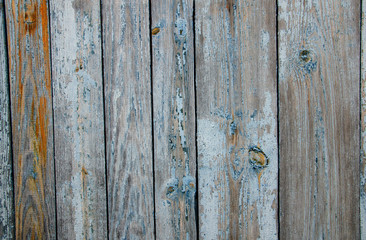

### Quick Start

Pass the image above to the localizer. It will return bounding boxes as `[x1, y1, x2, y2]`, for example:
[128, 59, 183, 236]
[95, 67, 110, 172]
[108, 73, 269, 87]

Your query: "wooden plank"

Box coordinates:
[49, 0, 107, 239]
[151, 0, 196, 239]
[5, 0, 56, 238]
[195, 0, 278, 238]
[102, 1, 155, 239]
[361, 1, 366, 238]
[279, 0, 360, 239]
[0, 0, 14, 238]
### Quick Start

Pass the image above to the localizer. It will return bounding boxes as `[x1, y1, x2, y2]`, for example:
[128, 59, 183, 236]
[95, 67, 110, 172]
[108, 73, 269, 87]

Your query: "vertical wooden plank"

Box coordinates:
[361, 1, 366, 238]
[5, 0, 56, 238]
[102, 1, 154, 239]
[279, 0, 360, 239]
[49, 0, 107, 239]
[0, 0, 14, 238]
[151, 0, 196, 239]
[195, 0, 277, 239]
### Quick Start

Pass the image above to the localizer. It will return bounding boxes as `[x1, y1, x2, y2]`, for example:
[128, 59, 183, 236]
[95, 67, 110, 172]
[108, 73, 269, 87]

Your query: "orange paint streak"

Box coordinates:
[258, 170, 263, 189]
[39, 0, 51, 95]
[24, 2, 37, 34]
[17, 73, 24, 112]
[37, 96, 48, 167]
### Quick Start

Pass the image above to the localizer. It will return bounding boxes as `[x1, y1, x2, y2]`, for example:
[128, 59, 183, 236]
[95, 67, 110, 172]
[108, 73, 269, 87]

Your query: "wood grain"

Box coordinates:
[278, 0, 360, 239]
[361, 0, 366, 238]
[49, 0, 107, 239]
[5, 0, 56, 238]
[151, 0, 197, 239]
[0, 0, 14, 238]
[195, 0, 278, 239]
[102, 0, 155, 239]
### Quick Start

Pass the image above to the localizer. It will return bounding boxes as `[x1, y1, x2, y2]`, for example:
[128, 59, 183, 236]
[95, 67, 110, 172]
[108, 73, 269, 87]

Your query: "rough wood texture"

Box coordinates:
[49, 0, 107, 239]
[361, 1, 366, 238]
[195, 0, 278, 239]
[0, 0, 14, 238]
[279, 0, 360, 239]
[151, 1, 197, 239]
[5, 0, 56, 238]
[102, 0, 155, 239]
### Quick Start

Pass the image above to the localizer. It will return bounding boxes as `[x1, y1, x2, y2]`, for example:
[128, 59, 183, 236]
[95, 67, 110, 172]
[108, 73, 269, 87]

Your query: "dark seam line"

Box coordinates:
[149, 1, 157, 239]
[193, 0, 199, 239]
[46, 0, 58, 238]
[276, 0, 280, 239]
[360, 1, 363, 239]
[2, 1, 16, 237]
[99, 0, 110, 239]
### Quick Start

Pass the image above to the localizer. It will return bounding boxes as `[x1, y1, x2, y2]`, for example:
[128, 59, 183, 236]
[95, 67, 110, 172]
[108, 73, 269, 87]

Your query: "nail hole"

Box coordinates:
[166, 181, 178, 199]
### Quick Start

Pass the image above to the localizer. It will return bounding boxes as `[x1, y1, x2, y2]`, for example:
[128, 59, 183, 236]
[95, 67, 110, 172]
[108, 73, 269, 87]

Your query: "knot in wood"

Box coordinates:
[249, 146, 269, 169]
[299, 50, 311, 63]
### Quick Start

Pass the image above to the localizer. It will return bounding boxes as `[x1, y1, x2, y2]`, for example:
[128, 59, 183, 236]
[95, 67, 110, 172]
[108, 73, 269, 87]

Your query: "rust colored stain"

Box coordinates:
[226, 0, 233, 13]
[257, 170, 263, 188]
[226, 0, 235, 32]
[75, 59, 83, 72]
[37, 96, 48, 167]
[24, 3, 37, 34]
[81, 166, 88, 193]
[81, 166, 88, 176]
[40, 0, 51, 95]
[81, 166, 90, 238]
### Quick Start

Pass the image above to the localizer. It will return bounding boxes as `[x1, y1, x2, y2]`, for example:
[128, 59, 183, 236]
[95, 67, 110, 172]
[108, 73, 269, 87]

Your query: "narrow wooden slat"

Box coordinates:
[5, 0, 56, 238]
[195, 0, 278, 238]
[49, 0, 107, 239]
[279, 0, 360, 239]
[102, 1, 155, 238]
[361, 0, 366, 238]
[151, 0, 196, 239]
[0, 0, 14, 238]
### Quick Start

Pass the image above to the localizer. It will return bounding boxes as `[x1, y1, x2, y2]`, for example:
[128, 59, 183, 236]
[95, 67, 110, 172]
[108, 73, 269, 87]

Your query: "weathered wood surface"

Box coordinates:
[361, 0, 366, 238]
[49, 0, 107, 239]
[151, 0, 197, 239]
[195, 0, 278, 239]
[279, 0, 360, 239]
[1, 1, 365, 239]
[102, 0, 155, 239]
[5, 0, 56, 238]
[0, 0, 14, 238]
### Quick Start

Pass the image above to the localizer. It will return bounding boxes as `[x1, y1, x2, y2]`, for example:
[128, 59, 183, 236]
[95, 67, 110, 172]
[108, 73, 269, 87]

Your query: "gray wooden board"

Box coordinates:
[278, 0, 360, 239]
[0, 0, 14, 238]
[195, 0, 278, 239]
[151, 0, 197, 239]
[49, 0, 107, 239]
[102, 0, 155, 238]
[361, 0, 366, 238]
[5, 0, 56, 238]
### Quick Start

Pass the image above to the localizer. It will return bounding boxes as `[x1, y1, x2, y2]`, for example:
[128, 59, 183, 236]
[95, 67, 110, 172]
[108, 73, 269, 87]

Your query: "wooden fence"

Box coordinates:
[0, 0, 364, 239]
